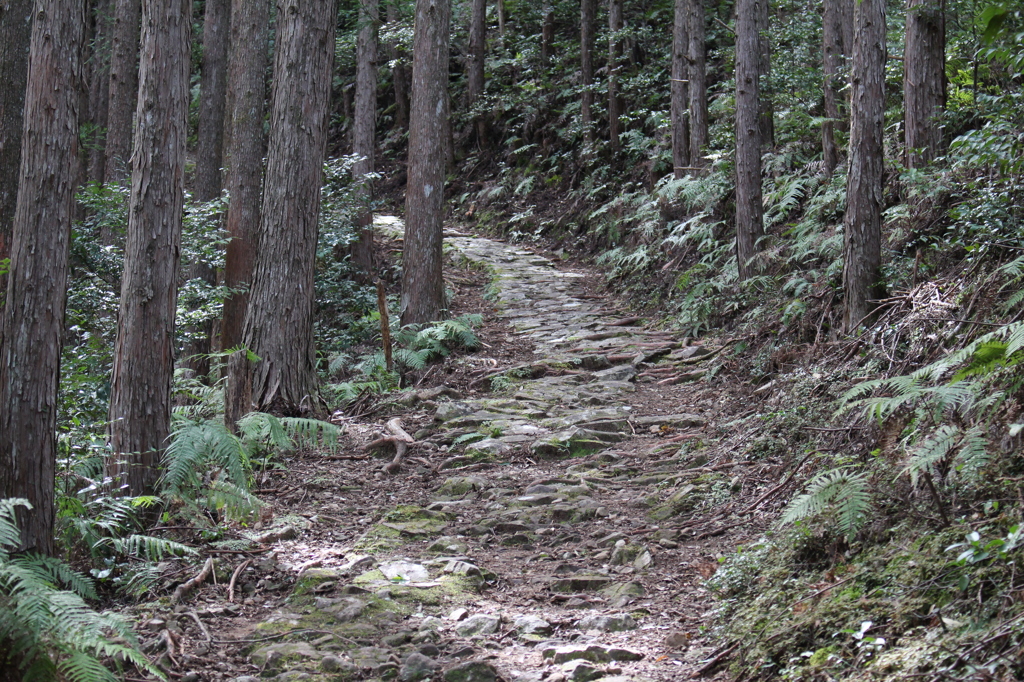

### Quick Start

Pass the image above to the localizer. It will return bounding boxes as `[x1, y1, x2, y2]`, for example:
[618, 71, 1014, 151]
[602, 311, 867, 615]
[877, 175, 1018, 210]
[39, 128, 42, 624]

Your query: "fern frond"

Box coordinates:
[954, 425, 991, 480]
[781, 469, 872, 539]
[906, 424, 961, 487]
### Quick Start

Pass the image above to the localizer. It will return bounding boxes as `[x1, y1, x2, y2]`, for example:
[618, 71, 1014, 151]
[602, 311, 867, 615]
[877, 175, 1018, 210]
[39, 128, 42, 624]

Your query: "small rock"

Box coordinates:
[593, 365, 637, 382]
[316, 596, 366, 622]
[444, 660, 500, 682]
[250, 642, 322, 668]
[426, 536, 470, 554]
[419, 643, 441, 657]
[252, 524, 298, 544]
[320, 655, 356, 674]
[543, 644, 644, 664]
[664, 631, 691, 649]
[578, 614, 638, 633]
[341, 554, 377, 572]
[455, 614, 501, 637]
[633, 550, 654, 570]
[449, 607, 470, 621]
[550, 576, 613, 593]
[400, 652, 441, 681]
[524, 484, 558, 494]
[444, 560, 482, 576]
[516, 494, 557, 506]
[514, 614, 552, 636]
[561, 660, 603, 682]
[380, 560, 430, 582]
[420, 616, 444, 630]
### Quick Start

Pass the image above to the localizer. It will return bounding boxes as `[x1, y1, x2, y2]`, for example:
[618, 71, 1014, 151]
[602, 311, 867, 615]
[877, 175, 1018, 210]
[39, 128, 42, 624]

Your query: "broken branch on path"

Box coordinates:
[228, 559, 252, 603]
[171, 557, 214, 604]
[362, 418, 416, 474]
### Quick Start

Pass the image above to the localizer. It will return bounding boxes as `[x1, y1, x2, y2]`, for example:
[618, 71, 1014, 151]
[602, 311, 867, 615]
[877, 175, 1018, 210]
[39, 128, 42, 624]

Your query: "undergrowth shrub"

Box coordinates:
[0, 499, 160, 682]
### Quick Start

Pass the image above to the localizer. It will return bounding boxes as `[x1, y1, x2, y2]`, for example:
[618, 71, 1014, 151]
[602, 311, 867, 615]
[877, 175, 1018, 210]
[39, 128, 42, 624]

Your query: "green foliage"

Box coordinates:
[392, 314, 484, 369]
[0, 499, 162, 682]
[781, 468, 873, 540]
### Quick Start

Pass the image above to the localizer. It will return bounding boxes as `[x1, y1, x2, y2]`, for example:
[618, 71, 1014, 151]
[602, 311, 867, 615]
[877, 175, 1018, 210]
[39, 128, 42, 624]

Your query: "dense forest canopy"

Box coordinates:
[0, 0, 1023, 679]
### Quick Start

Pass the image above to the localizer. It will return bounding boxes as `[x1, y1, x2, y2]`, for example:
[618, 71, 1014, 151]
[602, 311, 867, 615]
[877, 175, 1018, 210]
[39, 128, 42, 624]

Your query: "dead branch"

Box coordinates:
[170, 557, 214, 605]
[228, 559, 252, 603]
[186, 610, 212, 643]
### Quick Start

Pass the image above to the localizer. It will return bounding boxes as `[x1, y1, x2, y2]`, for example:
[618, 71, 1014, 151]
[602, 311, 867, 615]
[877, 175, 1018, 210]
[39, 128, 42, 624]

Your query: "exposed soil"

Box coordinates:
[132, 221, 806, 682]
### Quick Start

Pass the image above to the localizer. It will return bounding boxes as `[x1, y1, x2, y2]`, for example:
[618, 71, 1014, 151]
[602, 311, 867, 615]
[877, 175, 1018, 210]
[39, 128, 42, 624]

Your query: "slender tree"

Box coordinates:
[843, 0, 886, 331]
[822, 0, 849, 177]
[223, 0, 271, 426]
[0, 0, 32, 287]
[104, 0, 141, 183]
[107, 0, 191, 495]
[541, 4, 555, 64]
[183, 0, 230, 381]
[402, 0, 451, 326]
[757, 0, 774, 150]
[351, 0, 379, 278]
[468, 0, 486, 145]
[735, 0, 764, 280]
[687, 0, 707, 169]
[0, 0, 83, 554]
[904, 0, 946, 168]
[86, 0, 112, 184]
[232, 0, 337, 416]
[580, 0, 596, 143]
[672, 0, 690, 177]
[388, 2, 410, 133]
[608, 0, 623, 153]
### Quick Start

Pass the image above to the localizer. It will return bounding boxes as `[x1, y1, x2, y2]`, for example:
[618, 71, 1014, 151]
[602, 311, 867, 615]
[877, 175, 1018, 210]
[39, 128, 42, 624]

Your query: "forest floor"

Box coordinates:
[138, 219, 801, 682]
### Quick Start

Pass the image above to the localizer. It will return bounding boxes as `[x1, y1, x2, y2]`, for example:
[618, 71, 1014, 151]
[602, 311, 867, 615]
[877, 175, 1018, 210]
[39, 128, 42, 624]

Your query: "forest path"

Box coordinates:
[175, 219, 772, 682]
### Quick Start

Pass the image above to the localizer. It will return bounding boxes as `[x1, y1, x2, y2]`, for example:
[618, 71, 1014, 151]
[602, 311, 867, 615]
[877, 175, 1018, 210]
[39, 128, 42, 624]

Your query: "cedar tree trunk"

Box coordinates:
[468, 0, 486, 145]
[0, 0, 83, 554]
[104, 0, 141, 183]
[904, 0, 945, 168]
[822, 0, 848, 177]
[843, 0, 886, 331]
[87, 0, 112, 184]
[735, 0, 764, 280]
[580, 0, 595, 143]
[0, 0, 32, 290]
[687, 0, 707, 168]
[107, 0, 191, 495]
[607, 0, 623, 153]
[672, 0, 690, 177]
[401, 0, 450, 326]
[234, 0, 337, 416]
[351, 0, 379, 278]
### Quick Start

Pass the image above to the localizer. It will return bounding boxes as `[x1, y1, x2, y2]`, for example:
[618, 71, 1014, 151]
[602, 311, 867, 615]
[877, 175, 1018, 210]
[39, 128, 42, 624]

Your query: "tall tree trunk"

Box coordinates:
[687, 0, 707, 169]
[351, 0, 379, 278]
[757, 0, 774, 150]
[106, 0, 191, 495]
[184, 0, 230, 382]
[0, 0, 83, 555]
[234, 0, 336, 416]
[735, 0, 763, 280]
[87, 0, 112, 185]
[541, 4, 554, 64]
[388, 2, 410, 133]
[580, 0, 596, 144]
[904, 0, 945, 168]
[104, 0, 141, 183]
[496, 0, 505, 39]
[401, 0, 450, 326]
[195, 0, 229, 201]
[0, 0, 32, 295]
[608, 0, 623, 153]
[821, 0, 846, 177]
[223, 0, 271, 427]
[671, 0, 690, 177]
[467, 0, 486, 145]
[843, 0, 886, 331]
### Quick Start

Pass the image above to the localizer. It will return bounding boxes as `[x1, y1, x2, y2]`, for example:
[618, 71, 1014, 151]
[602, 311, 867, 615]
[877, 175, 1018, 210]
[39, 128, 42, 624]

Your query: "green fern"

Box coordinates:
[0, 498, 163, 681]
[781, 469, 873, 539]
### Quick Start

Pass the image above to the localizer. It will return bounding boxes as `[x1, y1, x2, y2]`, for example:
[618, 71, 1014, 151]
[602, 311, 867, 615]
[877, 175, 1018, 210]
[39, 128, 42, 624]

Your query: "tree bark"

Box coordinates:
[671, 0, 690, 177]
[351, 0, 379, 279]
[467, 0, 486, 145]
[106, 0, 191, 495]
[0, 0, 83, 555]
[607, 0, 623, 153]
[821, 0, 847, 177]
[0, 0, 32, 294]
[687, 0, 707, 169]
[401, 0, 450, 326]
[756, 0, 773, 150]
[104, 0, 141, 183]
[843, 0, 886, 331]
[580, 0, 596, 143]
[735, 0, 763, 281]
[234, 0, 337, 416]
[86, 0, 112, 185]
[388, 2, 410, 133]
[904, 0, 945, 168]
[496, 0, 504, 38]
[184, 0, 230, 382]
[195, 0, 229, 201]
[222, 0, 270, 428]
[541, 5, 554, 64]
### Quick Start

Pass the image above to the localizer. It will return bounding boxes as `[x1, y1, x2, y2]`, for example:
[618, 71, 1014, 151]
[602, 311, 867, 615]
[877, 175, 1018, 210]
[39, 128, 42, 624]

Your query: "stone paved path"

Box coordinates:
[207, 219, 742, 682]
